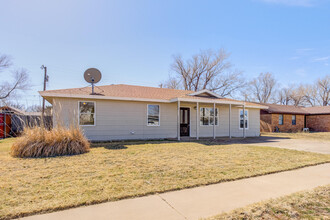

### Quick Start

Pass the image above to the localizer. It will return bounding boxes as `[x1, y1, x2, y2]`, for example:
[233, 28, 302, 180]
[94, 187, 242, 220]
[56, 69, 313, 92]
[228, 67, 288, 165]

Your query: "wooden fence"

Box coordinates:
[0, 113, 52, 139]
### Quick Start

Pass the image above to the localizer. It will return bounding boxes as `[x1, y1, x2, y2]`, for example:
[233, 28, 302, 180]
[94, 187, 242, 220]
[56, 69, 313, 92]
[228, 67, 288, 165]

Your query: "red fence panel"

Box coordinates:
[0, 114, 4, 138]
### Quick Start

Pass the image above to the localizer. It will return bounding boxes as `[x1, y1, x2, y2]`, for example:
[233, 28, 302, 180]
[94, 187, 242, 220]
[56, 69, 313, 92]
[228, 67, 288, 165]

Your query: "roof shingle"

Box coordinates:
[261, 103, 330, 115]
[40, 84, 191, 100]
[261, 103, 307, 114]
[39, 84, 265, 108]
[303, 106, 330, 115]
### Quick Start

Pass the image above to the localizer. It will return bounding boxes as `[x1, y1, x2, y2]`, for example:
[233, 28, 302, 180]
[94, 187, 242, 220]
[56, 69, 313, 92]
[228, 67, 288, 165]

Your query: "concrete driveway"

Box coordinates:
[243, 136, 330, 154]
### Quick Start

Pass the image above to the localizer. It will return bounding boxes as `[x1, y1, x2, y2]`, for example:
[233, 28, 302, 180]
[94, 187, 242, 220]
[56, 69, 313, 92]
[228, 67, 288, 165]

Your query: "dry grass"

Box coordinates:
[0, 138, 15, 153]
[261, 132, 330, 141]
[10, 126, 90, 158]
[0, 139, 329, 219]
[207, 185, 330, 220]
[260, 120, 272, 132]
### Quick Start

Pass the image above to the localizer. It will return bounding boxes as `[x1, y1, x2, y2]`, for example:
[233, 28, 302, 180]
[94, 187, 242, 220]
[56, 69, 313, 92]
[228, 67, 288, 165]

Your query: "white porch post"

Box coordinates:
[177, 101, 180, 141]
[196, 102, 199, 140]
[243, 104, 246, 138]
[213, 102, 216, 139]
[229, 104, 231, 139]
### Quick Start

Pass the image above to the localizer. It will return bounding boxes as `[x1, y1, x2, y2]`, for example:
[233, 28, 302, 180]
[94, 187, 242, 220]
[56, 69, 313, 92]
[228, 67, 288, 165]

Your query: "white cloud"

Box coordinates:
[313, 56, 330, 62]
[258, 0, 316, 7]
[296, 48, 314, 55]
[288, 48, 314, 61]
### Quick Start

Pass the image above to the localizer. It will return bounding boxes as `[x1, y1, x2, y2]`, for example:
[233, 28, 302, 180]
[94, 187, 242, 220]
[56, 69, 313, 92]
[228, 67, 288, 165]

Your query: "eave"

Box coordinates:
[39, 92, 268, 109]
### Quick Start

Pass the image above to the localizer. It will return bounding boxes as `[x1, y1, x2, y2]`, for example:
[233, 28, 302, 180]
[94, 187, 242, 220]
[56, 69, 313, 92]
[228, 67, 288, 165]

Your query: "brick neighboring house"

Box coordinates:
[260, 104, 306, 132]
[304, 106, 330, 132]
[260, 104, 330, 132]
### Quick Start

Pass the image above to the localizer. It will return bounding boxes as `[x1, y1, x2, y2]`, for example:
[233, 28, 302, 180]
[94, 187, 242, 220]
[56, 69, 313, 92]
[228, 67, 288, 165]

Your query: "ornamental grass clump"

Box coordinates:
[11, 126, 90, 158]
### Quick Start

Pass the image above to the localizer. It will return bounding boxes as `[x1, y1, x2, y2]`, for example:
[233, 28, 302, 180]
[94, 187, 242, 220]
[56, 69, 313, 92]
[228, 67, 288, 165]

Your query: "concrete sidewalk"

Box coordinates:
[22, 163, 330, 220]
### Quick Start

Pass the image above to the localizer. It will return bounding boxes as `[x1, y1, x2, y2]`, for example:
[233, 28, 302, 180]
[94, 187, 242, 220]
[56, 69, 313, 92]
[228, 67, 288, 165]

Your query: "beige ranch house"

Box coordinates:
[40, 84, 266, 141]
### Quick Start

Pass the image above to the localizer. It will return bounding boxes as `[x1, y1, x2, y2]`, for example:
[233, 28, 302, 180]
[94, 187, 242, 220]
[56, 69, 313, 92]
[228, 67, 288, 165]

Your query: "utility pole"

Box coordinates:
[41, 65, 48, 126]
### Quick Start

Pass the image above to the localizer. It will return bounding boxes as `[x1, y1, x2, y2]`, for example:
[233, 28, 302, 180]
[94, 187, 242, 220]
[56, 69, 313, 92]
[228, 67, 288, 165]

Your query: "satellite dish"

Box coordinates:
[83, 68, 102, 94]
[84, 68, 102, 83]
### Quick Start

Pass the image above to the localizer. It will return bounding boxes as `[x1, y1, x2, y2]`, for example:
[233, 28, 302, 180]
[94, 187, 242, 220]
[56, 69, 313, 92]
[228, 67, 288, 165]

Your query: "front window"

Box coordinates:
[279, 114, 283, 125]
[292, 115, 296, 125]
[239, 109, 248, 129]
[79, 101, 95, 125]
[200, 107, 219, 126]
[147, 105, 160, 126]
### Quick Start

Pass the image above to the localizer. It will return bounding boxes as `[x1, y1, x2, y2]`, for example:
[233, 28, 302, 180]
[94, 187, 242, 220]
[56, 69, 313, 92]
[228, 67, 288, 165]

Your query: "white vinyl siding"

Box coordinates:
[52, 98, 261, 141]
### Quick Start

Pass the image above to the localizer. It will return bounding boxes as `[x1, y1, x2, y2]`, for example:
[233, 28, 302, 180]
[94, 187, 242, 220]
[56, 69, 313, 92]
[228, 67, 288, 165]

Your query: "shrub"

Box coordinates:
[260, 120, 272, 132]
[11, 126, 90, 158]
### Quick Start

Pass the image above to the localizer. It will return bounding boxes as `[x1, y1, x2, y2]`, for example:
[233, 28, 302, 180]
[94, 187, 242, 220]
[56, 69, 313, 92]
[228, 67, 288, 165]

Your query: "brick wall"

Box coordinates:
[260, 113, 304, 132]
[272, 114, 304, 132]
[306, 114, 330, 132]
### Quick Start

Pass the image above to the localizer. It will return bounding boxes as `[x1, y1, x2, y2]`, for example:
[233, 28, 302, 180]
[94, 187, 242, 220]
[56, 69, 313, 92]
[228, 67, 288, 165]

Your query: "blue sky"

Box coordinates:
[0, 0, 329, 106]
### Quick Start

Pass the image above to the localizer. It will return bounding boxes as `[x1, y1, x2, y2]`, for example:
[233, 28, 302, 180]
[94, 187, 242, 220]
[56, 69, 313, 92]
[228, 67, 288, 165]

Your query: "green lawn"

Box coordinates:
[207, 185, 330, 220]
[1, 138, 330, 219]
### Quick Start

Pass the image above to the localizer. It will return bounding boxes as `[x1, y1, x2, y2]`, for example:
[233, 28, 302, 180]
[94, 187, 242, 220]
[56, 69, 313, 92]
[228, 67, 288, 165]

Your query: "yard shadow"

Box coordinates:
[91, 143, 128, 150]
[195, 136, 290, 145]
[103, 145, 128, 150]
[90, 139, 174, 150]
[90, 135, 291, 149]
[178, 135, 292, 146]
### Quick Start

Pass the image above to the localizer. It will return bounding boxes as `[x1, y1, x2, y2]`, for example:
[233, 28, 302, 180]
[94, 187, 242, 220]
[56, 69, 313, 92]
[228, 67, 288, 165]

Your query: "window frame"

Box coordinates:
[78, 101, 96, 126]
[292, 115, 296, 125]
[147, 104, 160, 126]
[199, 107, 219, 126]
[279, 114, 284, 125]
[239, 109, 249, 130]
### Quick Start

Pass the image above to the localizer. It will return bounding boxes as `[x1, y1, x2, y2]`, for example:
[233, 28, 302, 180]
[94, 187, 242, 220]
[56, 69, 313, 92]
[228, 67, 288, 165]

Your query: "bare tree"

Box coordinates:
[0, 100, 25, 110]
[0, 54, 12, 71]
[276, 87, 292, 105]
[290, 85, 306, 106]
[0, 54, 29, 101]
[159, 76, 182, 90]
[303, 84, 318, 106]
[208, 70, 246, 97]
[316, 75, 330, 106]
[26, 104, 43, 112]
[161, 49, 246, 97]
[274, 76, 329, 107]
[249, 72, 277, 103]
